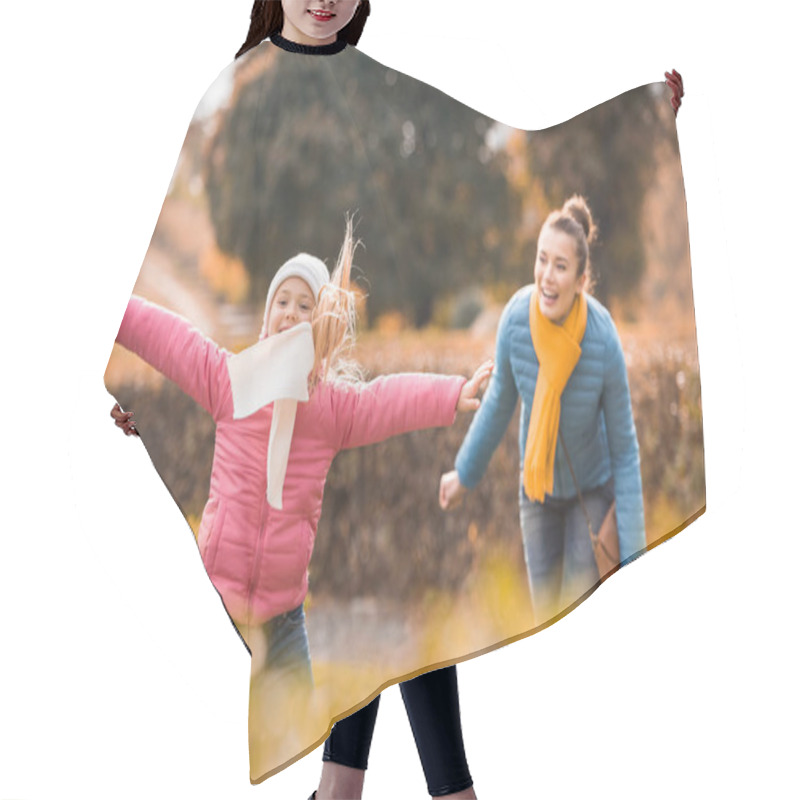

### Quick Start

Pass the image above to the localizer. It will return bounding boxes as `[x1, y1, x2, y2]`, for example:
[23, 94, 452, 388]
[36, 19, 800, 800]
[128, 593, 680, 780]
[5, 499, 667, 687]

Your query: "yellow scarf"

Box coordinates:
[523, 288, 588, 502]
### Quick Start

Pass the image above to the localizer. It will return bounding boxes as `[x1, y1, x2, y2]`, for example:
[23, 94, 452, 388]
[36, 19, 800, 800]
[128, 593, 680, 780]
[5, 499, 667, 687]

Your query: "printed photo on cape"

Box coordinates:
[104, 41, 705, 781]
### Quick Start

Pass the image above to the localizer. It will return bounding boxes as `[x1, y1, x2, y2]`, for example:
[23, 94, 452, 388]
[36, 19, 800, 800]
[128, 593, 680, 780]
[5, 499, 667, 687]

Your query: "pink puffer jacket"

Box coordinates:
[114, 297, 465, 626]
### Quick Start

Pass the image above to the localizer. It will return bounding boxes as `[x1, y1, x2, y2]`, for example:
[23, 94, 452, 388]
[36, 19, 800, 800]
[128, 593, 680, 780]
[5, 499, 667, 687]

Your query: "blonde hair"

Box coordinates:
[309, 216, 363, 389]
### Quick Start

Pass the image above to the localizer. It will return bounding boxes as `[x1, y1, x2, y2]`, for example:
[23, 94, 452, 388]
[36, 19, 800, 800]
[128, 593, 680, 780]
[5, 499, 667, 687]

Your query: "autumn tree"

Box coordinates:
[204, 50, 518, 326]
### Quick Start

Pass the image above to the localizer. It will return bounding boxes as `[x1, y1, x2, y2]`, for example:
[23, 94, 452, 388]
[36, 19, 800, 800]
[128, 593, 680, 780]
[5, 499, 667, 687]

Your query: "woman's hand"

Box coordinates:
[665, 69, 684, 116]
[456, 359, 493, 413]
[111, 402, 139, 436]
[439, 470, 466, 510]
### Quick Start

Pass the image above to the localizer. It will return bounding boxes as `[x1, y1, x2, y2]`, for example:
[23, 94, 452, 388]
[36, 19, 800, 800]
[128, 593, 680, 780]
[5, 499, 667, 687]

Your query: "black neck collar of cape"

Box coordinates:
[270, 32, 348, 55]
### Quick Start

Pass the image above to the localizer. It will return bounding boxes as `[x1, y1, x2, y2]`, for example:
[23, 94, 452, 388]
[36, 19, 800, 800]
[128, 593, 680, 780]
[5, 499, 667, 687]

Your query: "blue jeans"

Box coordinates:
[262, 603, 313, 687]
[519, 478, 614, 625]
[242, 604, 313, 694]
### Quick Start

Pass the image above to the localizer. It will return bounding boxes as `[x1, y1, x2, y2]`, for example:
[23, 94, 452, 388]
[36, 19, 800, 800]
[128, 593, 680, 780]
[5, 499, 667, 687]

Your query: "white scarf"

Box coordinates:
[226, 322, 315, 509]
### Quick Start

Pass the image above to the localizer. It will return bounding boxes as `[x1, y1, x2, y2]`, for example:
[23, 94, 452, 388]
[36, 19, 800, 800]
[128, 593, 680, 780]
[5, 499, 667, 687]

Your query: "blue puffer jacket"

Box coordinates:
[455, 285, 646, 563]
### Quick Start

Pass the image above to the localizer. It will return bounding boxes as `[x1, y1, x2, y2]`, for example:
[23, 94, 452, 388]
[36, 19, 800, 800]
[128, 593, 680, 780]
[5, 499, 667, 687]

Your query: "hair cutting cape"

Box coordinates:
[104, 38, 704, 782]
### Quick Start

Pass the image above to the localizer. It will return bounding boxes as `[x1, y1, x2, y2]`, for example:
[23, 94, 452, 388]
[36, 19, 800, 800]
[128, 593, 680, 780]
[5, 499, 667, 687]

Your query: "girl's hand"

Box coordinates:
[439, 470, 466, 510]
[111, 402, 139, 437]
[665, 69, 684, 116]
[457, 359, 493, 413]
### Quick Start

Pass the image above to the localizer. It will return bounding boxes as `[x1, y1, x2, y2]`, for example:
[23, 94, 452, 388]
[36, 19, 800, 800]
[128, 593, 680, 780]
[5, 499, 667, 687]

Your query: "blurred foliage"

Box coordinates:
[623, 333, 706, 538]
[513, 84, 677, 306]
[109, 328, 704, 604]
[435, 286, 487, 330]
[200, 243, 250, 304]
[205, 51, 516, 326]
[197, 53, 672, 326]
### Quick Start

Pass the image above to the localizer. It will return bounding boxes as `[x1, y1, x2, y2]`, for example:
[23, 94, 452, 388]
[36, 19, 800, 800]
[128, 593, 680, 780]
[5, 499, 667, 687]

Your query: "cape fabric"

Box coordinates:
[104, 38, 705, 782]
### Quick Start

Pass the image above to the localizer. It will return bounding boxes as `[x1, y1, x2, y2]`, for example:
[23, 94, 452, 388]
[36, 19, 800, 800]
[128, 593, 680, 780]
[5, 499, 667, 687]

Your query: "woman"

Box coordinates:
[440, 196, 646, 626]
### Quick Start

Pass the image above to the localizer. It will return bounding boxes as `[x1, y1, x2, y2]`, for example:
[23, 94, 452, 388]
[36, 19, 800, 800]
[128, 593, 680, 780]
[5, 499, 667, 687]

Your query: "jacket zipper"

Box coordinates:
[246, 496, 270, 626]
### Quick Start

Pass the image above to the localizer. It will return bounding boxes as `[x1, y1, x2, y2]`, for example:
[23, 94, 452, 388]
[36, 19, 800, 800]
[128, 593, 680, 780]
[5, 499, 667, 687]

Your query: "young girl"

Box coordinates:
[440, 196, 646, 626]
[113, 218, 490, 665]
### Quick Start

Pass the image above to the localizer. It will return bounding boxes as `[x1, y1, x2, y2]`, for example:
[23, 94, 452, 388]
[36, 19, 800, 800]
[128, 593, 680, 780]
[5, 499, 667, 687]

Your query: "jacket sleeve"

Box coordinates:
[454, 301, 519, 489]
[335, 372, 466, 451]
[114, 296, 228, 419]
[601, 324, 646, 564]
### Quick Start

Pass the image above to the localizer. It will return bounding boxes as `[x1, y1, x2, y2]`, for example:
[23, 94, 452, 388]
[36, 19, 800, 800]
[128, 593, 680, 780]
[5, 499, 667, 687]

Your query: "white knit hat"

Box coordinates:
[260, 253, 330, 338]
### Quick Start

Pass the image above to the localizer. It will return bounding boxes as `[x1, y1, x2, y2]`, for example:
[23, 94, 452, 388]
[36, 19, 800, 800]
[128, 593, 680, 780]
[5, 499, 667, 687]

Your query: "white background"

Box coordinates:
[1, 1, 797, 798]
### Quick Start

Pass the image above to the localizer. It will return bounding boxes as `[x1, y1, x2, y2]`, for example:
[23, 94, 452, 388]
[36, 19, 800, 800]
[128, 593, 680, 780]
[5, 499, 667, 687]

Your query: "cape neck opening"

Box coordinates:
[270, 32, 348, 55]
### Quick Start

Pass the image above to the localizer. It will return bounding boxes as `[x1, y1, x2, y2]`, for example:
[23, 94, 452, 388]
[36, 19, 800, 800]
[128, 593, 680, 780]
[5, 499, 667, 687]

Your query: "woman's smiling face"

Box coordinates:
[267, 277, 316, 336]
[534, 224, 587, 325]
[280, 1, 361, 46]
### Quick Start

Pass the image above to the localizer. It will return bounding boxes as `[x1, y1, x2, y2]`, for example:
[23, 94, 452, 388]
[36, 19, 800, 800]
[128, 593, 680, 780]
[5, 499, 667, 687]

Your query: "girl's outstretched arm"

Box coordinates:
[336, 360, 491, 451]
[112, 296, 229, 419]
[335, 371, 467, 451]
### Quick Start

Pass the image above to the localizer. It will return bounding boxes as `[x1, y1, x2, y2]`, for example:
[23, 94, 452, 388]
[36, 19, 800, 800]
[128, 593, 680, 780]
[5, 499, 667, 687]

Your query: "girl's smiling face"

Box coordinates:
[534, 224, 587, 325]
[280, 1, 361, 46]
[267, 277, 316, 336]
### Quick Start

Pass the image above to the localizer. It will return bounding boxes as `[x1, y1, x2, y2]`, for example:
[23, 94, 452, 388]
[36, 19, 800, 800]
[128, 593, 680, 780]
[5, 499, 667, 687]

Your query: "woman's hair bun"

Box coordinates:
[562, 195, 597, 245]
